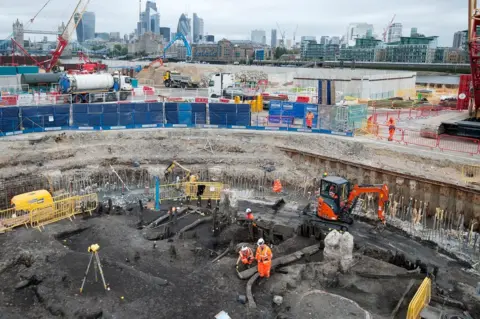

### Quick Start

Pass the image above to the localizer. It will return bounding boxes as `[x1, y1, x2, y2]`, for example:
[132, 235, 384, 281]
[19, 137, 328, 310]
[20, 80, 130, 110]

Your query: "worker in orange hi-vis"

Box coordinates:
[255, 238, 272, 278]
[236, 246, 254, 270]
[305, 111, 314, 129]
[387, 117, 396, 141]
[272, 179, 283, 193]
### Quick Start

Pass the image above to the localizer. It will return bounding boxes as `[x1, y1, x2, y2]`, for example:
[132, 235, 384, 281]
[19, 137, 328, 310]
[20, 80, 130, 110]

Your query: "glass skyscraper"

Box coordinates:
[75, 12, 95, 43]
[137, 1, 160, 36]
[177, 14, 191, 38]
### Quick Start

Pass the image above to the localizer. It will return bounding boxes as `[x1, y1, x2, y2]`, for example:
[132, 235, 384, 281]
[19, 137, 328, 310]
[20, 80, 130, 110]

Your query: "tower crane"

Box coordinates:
[293, 24, 298, 43]
[276, 22, 286, 47]
[382, 14, 396, 43]
[468, 0, 480, 116]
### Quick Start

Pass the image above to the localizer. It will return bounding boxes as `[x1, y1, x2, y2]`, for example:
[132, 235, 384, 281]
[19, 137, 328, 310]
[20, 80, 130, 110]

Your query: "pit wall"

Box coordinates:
[281, 148, 480, 224]
[0, 102, 354, 137]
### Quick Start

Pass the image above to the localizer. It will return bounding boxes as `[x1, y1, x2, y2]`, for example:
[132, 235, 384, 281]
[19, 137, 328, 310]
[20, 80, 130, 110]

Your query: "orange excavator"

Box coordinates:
[303, 175, 389, 232]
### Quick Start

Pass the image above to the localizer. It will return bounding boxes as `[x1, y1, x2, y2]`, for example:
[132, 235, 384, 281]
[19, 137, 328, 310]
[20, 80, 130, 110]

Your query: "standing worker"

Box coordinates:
[305, 111, 314, 129]
[387, 117, 396, 141]
[236, 246, 254, 270]
[255, 238, 273, 279]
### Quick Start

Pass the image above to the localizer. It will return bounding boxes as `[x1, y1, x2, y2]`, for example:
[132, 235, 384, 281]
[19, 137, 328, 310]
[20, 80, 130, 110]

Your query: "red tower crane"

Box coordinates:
[468, 0, 480, 116]
[382, 14, 396, 43]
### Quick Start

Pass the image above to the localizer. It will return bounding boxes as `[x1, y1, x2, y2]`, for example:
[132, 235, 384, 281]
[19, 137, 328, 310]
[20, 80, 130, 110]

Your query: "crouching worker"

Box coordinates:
[236, 246, 254, 271]
[256, 238, 272, 278]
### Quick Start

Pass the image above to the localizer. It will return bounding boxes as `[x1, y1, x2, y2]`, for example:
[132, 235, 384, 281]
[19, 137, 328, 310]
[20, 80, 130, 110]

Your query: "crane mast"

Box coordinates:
[46, 0, 91, 72]
[468, 0, 480, 116]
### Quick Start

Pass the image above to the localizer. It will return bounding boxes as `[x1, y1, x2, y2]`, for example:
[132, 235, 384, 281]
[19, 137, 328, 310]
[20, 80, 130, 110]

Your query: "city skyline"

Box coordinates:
[0, 0, 466, 46]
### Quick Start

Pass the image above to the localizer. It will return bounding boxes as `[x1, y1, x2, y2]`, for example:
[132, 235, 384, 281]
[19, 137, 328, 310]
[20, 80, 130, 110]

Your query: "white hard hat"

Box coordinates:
[257, 238, 265, 246]
[241, 246, 248, 252]
[246, 208, 252, 213]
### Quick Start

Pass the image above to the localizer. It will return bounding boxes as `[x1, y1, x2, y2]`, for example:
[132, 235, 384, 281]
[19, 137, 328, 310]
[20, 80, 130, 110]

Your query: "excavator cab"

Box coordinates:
[317, 176, 350, 220]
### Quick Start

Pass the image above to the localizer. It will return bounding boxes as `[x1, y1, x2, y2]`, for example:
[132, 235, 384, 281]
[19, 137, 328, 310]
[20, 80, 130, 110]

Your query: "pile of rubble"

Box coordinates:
[234, 70, 268, 83]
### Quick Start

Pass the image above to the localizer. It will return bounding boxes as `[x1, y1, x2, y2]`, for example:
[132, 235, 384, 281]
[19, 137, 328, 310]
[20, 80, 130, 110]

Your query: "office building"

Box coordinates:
[271, 29, 277, 48]
[109, 32, 121, 41]
[177, 14, 191, 38]
[320, 36, 329, 45]
[160, 27, 170, 42]
[345, 23, 374, 47]
[251, 29, 266, 45]
[329, 36, 340, 45]
[137, 1, 160, 37]
[300, 40, 339, 60]
[193, 13, 203, 43]
[340, 38, 382, 62]
[94, 32, 109, 41]
[410, 28, 418, 37]
[453, 30, 468, 49]
[75, 11, 95, 43]
[385, 36, 438, 63]
[205, 35, 215, 43]
[301, 36, 316, 42]
[387, 23, 402, 43]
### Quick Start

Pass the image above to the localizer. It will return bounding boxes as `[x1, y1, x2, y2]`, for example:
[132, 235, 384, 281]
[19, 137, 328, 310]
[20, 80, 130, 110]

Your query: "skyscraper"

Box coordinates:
[160, 27, 171, 42]
[345, 23, 373, 46]
[301, 36, 316, 42]
[410, 28, 418, 37]
[177, 13, 191, 38]
[137, 1, 160, 37]
[320, 36, 330, 45]
[271, 29, 277, 48]
[192, 13, 204, 43]
[329, 36, 340, 45]
[75, 11, 95, 43]
[387, 23, 402, 43]
[453, 30, 468, 49]
[251, 30, 266, 45]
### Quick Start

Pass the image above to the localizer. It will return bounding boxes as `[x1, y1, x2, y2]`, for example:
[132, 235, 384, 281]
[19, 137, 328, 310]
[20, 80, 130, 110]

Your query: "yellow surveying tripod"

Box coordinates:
[80, 244, 108, 293]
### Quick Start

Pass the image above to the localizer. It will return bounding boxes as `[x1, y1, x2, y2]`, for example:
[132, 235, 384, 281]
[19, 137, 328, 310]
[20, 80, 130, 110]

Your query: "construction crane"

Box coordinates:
[468, 0, 480, 116]
[382, 14, 396, 42]
[276, 22, 286, 47]
[11, 0, 90, 72]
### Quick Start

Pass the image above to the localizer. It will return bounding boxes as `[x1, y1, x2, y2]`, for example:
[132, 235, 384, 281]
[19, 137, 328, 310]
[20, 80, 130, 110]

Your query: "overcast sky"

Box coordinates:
[0, 0, 467, 46]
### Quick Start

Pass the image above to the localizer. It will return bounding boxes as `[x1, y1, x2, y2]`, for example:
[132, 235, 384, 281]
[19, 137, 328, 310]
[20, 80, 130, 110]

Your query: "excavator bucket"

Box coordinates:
[272, 198, 286, 212]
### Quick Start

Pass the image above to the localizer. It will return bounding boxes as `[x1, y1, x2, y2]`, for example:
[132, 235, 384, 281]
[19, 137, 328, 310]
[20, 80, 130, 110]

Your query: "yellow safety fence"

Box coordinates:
[0, 193, 98, 232]
[407, 277, 432, 319]
[160, 183, 190, 201]
[159, 182, 224, 203]
[461, 165, 480, 185]
[354, 120, 378, 137]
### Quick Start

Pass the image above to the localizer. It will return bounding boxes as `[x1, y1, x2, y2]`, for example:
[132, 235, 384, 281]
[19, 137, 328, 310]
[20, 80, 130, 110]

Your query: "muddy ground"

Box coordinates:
[0, 200, 479, 319]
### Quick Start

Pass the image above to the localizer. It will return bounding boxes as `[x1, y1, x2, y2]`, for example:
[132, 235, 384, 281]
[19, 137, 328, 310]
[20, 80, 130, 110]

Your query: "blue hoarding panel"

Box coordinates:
[53, 115, 69, 127]
[236, 113, 250, 126]
[54, 105, 70, 114]
[21, 106, 38, 117]
[72, 114, 89, 126]
[134, 112, 153, 125]
[72, 104, 87, 114]
[37, 106, 54, 115]
[178, 111, 192, 124]
[209, 103, 236, 113]
[103, 104, 118, 113]
[192, 111, 206, 124]
[2, 107, 19, 118]
[236, 104, 250, 112]
[149, 102, 163, 112]
[178, 103, 192, 112]
[164, 103, 178, 111]
[103, 113, 118, 126]
[1, 118, 20, 132]
[134, 103, 149, 112]
[119, 113, 134, 126]
[191, 103, 206, 112]
[165, 110, 179, 124]
[88, 114, 102, 126]
[151, 111, 164, 124]
[119, 103, 134, 113]
[88, 104, 103, 114]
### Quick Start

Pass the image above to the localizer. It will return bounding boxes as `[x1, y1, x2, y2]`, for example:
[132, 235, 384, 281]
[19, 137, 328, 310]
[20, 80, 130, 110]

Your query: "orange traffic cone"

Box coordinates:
[272, 179, 283, 193]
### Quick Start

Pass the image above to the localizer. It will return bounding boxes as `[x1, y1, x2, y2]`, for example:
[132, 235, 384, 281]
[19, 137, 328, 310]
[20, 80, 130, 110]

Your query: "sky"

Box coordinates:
[0, 0, 468, 46]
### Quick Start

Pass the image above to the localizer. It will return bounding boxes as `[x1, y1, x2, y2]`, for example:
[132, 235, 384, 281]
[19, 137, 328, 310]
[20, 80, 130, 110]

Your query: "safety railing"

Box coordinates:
[371, 106, 460, 124]
[462, 165, 480, 184]
[184, 182, 223, 200]
[0, 207, 30, 232]
[407, 277, 431, 319]
[159, 183, 189, 202]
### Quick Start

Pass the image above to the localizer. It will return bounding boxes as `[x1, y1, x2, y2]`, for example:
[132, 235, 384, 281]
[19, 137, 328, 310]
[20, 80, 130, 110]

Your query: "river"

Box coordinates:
[416, 75, 460, 85]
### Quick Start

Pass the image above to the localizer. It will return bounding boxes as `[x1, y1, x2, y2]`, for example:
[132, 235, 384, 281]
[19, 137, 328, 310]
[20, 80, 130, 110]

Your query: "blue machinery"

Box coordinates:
[163, 32, 191, 59]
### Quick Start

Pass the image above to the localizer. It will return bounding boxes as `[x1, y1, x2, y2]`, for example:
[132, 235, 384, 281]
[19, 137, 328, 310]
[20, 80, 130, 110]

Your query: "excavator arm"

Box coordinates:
[345, 184, 389, 223]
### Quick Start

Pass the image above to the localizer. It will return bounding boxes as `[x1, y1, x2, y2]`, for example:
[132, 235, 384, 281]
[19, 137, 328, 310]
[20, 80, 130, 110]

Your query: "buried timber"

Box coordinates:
[0, 177, 479, 319]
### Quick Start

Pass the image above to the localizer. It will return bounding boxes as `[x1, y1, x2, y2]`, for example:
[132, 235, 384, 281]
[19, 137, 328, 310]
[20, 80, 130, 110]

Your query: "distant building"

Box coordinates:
[128, 32, 163, 55]
[340, 38, 382, 62]
[410, 28, 418, 37]
[385, 36, 438, 63]
[387, 23, 402, 43]
[205, 35, 215, 43]
[320, 36, 329, 45]
[12, 19, 24, 45]
[109, 32, 121, 41]
[453, 30, 468, 49]
[301, 36, 316, 43]
[300, 40, 339, 60]
[160, 27, 170, 42]
[251, 30, 266, 45]
[193, 13, 203, 43]
[94, 32, 110, 41]
[75, 11, 95, 43]
[271, 29, 277, 48]
[177, 14, 191, 38]
[192, 39, 271, 63]
[286, 39, 292, 49]
[329, 36, 340, 45]
[345, 23, 374, 47]
[137, 0, 160, 37]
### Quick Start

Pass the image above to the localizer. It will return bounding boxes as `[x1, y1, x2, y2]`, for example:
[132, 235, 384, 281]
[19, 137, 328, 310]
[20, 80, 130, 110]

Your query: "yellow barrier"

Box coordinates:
[407, 277, 431, 319]
[160, 183, 188, 202]
[0, 207, 30, 232]
[75, 193, 99, 215]
[462, 165, 480, 185]
[184, 182, 223, 200]
[30, 196, 76, 229]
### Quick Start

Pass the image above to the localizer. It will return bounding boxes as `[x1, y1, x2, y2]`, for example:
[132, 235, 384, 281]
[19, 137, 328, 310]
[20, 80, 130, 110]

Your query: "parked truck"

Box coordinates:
[208, 73, 237, 98]
[163, 71, 198, 88]
[58, 72, 133, 103]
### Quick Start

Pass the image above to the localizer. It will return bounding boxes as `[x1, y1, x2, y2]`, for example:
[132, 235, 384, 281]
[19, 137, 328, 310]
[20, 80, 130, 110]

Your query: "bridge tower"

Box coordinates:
[13, 19, 24, 46]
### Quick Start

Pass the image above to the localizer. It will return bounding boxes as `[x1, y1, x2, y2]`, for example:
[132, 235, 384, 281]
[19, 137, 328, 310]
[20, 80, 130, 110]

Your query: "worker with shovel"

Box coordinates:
[236, 246, 254, 271]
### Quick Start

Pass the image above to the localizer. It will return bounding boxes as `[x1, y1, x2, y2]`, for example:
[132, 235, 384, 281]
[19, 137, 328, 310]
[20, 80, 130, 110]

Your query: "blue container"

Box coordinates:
[0, 67, 18, 76]
[16, 66, 39, 74]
